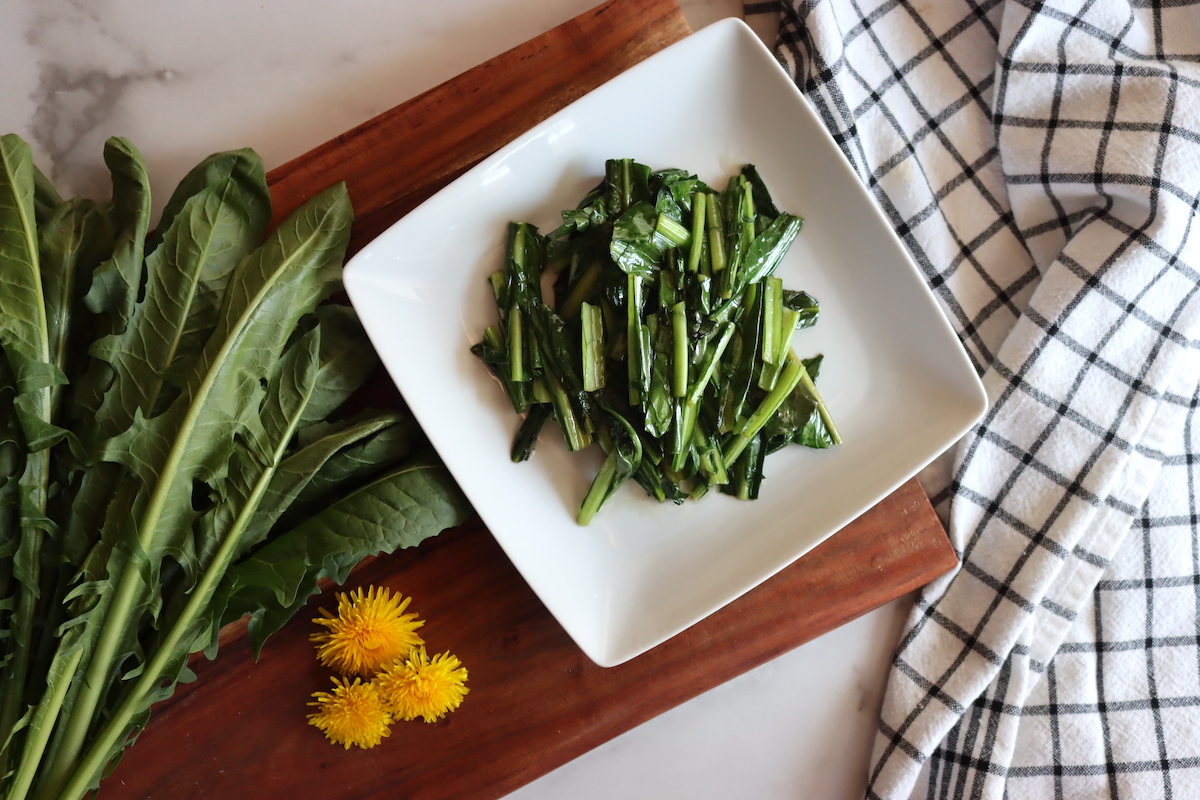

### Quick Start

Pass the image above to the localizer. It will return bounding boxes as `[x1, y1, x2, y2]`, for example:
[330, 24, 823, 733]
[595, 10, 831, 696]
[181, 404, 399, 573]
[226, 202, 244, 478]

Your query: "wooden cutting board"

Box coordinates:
[100, 2, 958, 798]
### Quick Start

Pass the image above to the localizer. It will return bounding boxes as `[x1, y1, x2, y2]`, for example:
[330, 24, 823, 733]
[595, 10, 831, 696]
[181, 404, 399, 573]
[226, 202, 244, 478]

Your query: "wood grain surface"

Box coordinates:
[99, 1, 959, 798]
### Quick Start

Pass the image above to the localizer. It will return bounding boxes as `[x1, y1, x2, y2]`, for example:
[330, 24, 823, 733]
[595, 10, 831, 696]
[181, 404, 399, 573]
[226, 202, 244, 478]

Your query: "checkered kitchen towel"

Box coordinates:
[744, 0, 1200, 797]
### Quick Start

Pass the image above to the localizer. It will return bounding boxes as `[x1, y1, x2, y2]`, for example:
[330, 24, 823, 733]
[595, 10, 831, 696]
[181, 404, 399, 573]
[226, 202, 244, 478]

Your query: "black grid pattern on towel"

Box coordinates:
[744, 0, 1200, 798]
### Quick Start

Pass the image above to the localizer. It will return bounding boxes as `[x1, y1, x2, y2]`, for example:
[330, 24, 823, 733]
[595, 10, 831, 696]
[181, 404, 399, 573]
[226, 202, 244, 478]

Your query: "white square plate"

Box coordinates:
[343, 18, 986, 667]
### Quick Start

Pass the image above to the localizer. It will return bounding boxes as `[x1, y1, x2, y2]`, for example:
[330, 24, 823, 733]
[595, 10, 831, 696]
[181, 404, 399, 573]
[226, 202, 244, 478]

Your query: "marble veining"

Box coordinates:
[31, 64, 172, 195]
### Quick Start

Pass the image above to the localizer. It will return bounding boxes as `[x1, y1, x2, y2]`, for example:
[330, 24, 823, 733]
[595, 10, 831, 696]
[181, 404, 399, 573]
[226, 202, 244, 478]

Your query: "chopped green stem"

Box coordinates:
[656, 214, 690, 248]
[478, 326, 529, 414]
[672, 324, 734, 471]
[580, 302, 605, 392]
[742, 181, 755, 219]
[724, 354, 807, 464]
[694, 427, 729, 486]
[511, 404, 552, 462]
[688, 192, 706, 273]
[706, 194, 726, 273]
[799, 364, 843, 445]
[544, 371, 589, 451]
[686, 324, 735, 408]
[671, 301, 688, 397]
[760, 307, 800, 390]
[577, 451, 618, 525]
[621, 159, 633, 213]
[508, 304, 525, 382]
[626, 274, 643, 405]
[761, 276, 781, 365]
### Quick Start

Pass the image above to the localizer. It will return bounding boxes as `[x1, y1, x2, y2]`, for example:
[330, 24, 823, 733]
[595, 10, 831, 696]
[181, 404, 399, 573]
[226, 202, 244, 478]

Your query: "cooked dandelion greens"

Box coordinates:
[0, 134, 471, 800]
[473, 160, 841, 524]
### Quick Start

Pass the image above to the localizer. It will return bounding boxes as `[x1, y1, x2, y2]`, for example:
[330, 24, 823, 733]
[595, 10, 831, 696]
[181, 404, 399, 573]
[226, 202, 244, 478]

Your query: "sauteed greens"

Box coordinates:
[473, 159, 841, 524]
[0, 134, 469, 800]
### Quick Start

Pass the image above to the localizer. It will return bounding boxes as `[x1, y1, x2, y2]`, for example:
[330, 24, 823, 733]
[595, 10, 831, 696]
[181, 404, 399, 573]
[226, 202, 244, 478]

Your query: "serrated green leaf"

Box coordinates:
[0, 133, 56, 768]
[81, 138, 151, 335]
[297, 304, 378, 430]
[280, 412, 419, 531]
[70, 138, 152, 438]
[203, 409, 409, 656]
[199, 324, 322, 568]
[40, 199, 113, 391]
[91, 154, 271, 437]
[146, 149, 267, 256]
[221, 455, 470, 657]
[99, 181, 351, 587]
[31, 166, 62, 228]
[44, 183, 353, 798]
[0, 134, 49, 368]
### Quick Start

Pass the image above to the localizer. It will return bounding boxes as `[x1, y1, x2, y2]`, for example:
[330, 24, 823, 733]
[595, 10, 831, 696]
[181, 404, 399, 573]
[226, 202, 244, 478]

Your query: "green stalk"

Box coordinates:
[543, 370, 588, 452]
[727, 182, 753, 291]
[508, 304, 525, 382]
[39, 230, 323, 792]
[577, 452, 618, 526]
[799, 362, 843, 445]
[580, 302, 604, 392]
[760, 308, 800, 390]
[480, 326, 528, 414]
[724, 353, 807, 464]
[706, 193, 726, 274]
[655, 214, 690, 249]
[687, 192, 706, 273]
[7, 644, 83, 800]
[0, 137, 54, 783]
[620, 159, 633, 213]
[761, 276, 781, 365]
[511, 404, 552, 463]
[671, 324, 734, 471]
[626, 274, 643, 405]
[56, 403, 308, 800]
[671, 301, 688, 397]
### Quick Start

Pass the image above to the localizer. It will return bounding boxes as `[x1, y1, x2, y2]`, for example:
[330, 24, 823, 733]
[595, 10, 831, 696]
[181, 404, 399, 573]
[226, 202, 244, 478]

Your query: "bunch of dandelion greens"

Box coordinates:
[474, 159, 841, 524]
[0, 134, 470, 800]
[307, 587, 468, 749]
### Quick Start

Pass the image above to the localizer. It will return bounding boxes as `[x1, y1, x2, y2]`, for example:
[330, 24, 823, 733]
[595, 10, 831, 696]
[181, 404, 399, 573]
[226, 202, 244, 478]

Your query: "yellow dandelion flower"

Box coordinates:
[311, 586, 425, 676]
[307, 676, 392, 749]
[376, 646, 469, 723]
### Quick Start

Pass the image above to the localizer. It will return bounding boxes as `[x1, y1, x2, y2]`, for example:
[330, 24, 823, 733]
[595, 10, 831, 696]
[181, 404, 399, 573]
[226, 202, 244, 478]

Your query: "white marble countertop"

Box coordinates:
[0, 1, 909, 797]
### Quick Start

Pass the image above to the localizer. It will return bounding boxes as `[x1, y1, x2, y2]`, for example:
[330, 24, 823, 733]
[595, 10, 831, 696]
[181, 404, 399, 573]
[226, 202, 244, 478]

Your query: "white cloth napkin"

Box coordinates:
[745, 1, 1200, 797]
